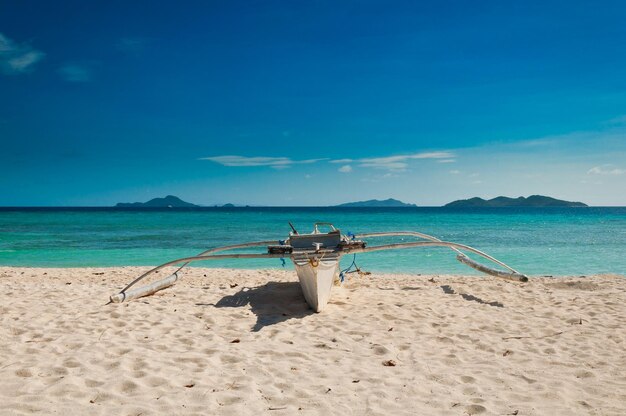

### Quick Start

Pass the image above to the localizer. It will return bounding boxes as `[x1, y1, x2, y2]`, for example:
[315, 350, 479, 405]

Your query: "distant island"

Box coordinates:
[116, 195, 198, 208]
[113, 194, 587, 208]
[334, 198, 417, 208]
[444, 195, 588, 208]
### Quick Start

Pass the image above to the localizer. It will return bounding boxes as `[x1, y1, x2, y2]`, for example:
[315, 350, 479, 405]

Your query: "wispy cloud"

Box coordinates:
[360, 172, 400, 183]
[116, 37, 149, 53]
[0, 33, 45, 74]
[512, 137, 561, 147]
[205, 151, 454, 172]
[330, 151, 454, 171]
[604, 115, 626, 126]
[58, 64, 92, 82]
[200, 155, 326, 168]
[587, 164, 625, 175]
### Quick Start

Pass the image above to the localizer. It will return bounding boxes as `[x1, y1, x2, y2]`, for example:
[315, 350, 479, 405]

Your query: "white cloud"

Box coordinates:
[330, 151, 454, 171]
[438, 159, 456, 163]
[207, 151, 454, 172]
[360, 160, 408, 170]
[587, 165, 625, 175]
[58, 64, 91, 82]
[200, 155, 326, 168]
[0, 33, 45, 74]
[8, 51, 42, 71]
[449, 170, 460, 174]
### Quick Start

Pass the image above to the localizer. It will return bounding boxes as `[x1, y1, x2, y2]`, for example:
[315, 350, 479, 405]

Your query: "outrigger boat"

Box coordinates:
[110, 223, 528, 312]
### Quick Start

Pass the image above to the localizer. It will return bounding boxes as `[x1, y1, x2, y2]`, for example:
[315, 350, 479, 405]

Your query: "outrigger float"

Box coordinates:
[110, 223, 528, 312]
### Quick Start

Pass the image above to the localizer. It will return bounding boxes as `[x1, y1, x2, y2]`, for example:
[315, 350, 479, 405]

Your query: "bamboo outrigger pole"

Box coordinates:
[110, 225, 529, 308]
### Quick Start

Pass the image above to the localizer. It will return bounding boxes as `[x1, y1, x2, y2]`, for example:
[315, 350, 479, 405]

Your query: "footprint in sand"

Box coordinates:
[115, 347, 133, 356]
[465, 404, 487, 414]
[146, 376, 167, 387]
[371, 344, 390, 355]
[84, 379, 104, 387]
[460, 375, 475, 383]
[51, 366, 68, 376]
[63, 359, 82, 369]
[202, 348, 219, 356]
[15, 368, 32, 378]
[131, 359, 146, 371]
[575, 370, 594, 379]
[117, 379, 139, 394]
[220, 354, 243, 364]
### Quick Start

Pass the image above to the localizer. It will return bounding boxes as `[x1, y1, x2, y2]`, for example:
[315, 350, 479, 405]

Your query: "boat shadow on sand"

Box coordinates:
[197, 281, 314, 332]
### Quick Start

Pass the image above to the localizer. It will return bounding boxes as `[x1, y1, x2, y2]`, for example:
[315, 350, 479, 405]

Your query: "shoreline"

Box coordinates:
[2, 265, 623, 277]
[1, 267, 625, 415]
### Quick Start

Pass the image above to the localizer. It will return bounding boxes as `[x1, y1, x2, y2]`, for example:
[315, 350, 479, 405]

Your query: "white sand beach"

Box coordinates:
[1, 267, 625, 415]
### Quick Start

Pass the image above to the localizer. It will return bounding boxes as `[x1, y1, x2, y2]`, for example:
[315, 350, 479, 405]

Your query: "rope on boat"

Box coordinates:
[339, 254, 367, 282]
[339, 254, 356, 282]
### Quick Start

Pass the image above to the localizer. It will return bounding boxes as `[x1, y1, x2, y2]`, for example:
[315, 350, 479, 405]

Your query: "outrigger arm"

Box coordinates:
[110, 228, 528, 306]
[353, 231, 527, 281]
[116, 240, 279, 296]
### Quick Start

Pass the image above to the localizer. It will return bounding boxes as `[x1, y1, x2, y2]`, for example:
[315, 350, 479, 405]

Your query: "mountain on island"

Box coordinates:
[116, 195, 198, 208]
[444, 195, 588, 208]
[335, 198, 417, 208]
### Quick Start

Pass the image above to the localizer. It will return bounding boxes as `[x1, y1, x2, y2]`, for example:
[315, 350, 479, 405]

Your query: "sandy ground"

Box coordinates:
[1, 266, 625, 415]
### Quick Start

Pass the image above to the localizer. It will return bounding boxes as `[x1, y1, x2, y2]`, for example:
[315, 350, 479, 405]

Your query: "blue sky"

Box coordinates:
[1, 0, 625, 206]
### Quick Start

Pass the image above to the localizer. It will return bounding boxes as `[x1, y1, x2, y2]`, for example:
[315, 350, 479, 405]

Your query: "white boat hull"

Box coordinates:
[293, 257, 339, 312]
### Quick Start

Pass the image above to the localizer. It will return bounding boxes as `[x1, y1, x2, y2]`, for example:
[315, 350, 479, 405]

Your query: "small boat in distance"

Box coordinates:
[111, 223, 529, 312]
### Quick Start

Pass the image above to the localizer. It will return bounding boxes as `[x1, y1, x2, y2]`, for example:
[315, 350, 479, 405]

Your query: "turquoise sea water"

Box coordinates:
[0, 207, 624, 276]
